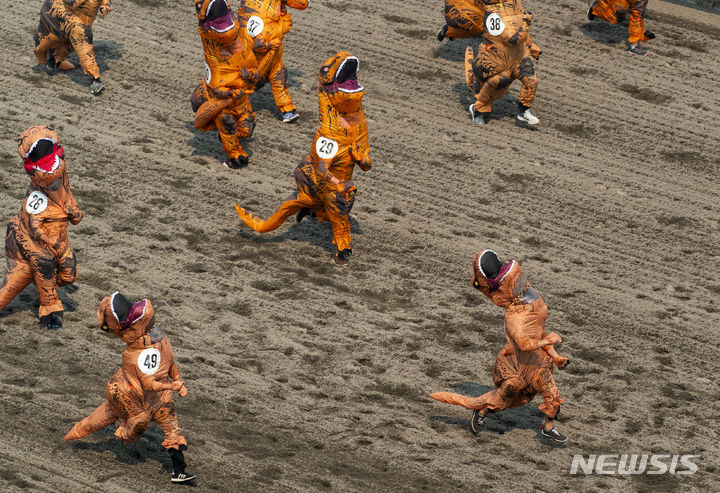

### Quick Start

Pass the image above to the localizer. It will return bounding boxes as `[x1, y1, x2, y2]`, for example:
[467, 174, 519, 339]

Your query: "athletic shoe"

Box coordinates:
[224, 156, 249, 169]
[46, 315, 63, 331]
[437, 24, 449, 42]
[333, 248, 352, 265]
[517, 109, 539, 125]
[469, 104, 487, 125]
[587, 2, 596, 21]
[627, 43, 649, 56]
[644, 30, 656, 40]
[282, 110, 300, 123]
[171, 472, 196, 483]
[541, 426, 567, 443]
[470, 410, 485, 435]
[90, 78, 105, 95]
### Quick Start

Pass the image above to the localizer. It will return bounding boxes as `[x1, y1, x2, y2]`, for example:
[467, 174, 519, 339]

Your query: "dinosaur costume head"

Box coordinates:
[318, 52, 364, 115]
[195, 0, 240, 44]
[17, 125, 67, 192]
[97, 292, 156, 344]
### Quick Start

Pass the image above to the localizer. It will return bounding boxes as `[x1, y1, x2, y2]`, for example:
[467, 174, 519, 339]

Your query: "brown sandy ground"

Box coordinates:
[0, 0, 719, 491]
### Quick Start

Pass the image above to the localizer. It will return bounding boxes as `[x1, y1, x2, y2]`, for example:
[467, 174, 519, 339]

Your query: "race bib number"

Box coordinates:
[204, 62, 211, 85]
[137, 348, 161, 375]
[486, 13, 505, 36]
[246, 15, 264, 38]
[315, 137, 339, 159]
[25, 191, 48, 215]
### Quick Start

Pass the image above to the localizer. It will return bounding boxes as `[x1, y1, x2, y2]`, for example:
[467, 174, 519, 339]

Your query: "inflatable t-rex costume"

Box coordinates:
[0, 125, 82, 331]
[192, 0, 271, 169]
[438, 0, 542, 57]
[588, 0, 654, 56]
[34, 0, 113, 94]
[234, 51, 370, 265]
[430, 250, 569, 442]
[64, 292, 196, 483]
[237, 0, 308, 122]
[463, 0, 540, 125]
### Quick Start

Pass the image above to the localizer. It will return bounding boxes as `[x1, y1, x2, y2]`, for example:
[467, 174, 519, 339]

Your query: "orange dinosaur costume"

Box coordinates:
[464, 0, 539, 125]
[191, 0, 271, 169]
[234, 51, 370, 265]
[0, 126, 82, 331]
[588, 0, 654, 55]
[430, 250, 569, 442]
[438, 0, 542, 57]
[65, 292, 195, 483]
[237, 0, 308, 122]
[34, 0, 112, 94]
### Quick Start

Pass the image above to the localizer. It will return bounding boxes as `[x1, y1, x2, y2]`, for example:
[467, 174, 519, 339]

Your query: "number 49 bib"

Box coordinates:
[137, 348, 161, 375]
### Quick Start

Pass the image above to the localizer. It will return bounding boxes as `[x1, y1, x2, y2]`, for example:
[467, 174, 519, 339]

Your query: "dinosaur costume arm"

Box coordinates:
[27, 214, 57, 249]
[507, 322, 560, 352]
[316, 158, 344, 191]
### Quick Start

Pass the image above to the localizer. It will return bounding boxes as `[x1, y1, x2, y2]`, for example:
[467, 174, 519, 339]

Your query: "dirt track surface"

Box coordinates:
[1, 0, 719, 491]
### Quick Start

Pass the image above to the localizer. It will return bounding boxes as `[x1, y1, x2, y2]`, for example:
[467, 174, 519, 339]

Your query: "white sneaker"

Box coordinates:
[469, 104, 486, 125]
[517, 109, 539, 125]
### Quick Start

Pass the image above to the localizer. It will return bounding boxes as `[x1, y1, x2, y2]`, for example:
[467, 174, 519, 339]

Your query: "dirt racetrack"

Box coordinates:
[0, 0, 719, 491]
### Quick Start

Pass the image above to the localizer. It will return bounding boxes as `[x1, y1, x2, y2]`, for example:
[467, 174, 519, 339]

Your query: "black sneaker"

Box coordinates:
[587, 2, 596, 21]
[224, 156, 249, 169]
[333, 248, 352, 265]
[470, 409, 485, 435]
[44, 314, 63, 331]
[437, 25, 449, 42]
[541, 426, 567, 443]
[644, 30, 656, 40]
[171, 472, 196, 483]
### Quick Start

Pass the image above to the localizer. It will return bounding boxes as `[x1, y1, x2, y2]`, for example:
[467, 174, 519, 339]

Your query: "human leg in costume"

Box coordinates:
[589, 0, 653, 53]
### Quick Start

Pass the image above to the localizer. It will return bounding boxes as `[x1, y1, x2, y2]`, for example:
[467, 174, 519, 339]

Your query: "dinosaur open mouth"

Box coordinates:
[335, 57, 363, 93]
[24, 138, 61, 173]
[203, 0, 235, 33]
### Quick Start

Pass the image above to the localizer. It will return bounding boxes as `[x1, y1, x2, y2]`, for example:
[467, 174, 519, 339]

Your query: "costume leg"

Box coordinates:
[268, 46, 295, 113]
[0, 258, 34, 314]
[29, 251, 63, 319]
[323, 189, 355, 252]
[67, 21, 100, 78]
[628, 0, 648, 43]
[34, 31, 63, 65]
[64, 401, 118, 440]
[473, 72, 512, 113]
[533, 368, 563, 418]
[591, 0, 626, 24]
[515, 56, 537, 109]
[215, 104, 255, 160]
[56, 246, 79, 287]
[444, 4, 484, 40]
[153, 391, 188, 450]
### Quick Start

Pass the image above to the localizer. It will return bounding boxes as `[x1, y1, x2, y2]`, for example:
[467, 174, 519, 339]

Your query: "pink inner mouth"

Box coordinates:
[202, 11, 234, 32]
[337, 79, 362, 92]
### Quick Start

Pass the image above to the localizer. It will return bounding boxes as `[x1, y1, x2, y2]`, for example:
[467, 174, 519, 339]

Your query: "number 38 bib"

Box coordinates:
[485, 13, 506, 37]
